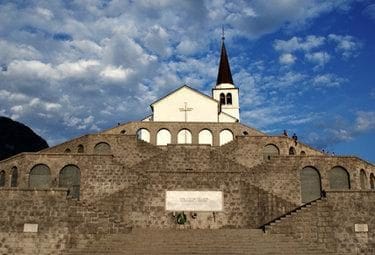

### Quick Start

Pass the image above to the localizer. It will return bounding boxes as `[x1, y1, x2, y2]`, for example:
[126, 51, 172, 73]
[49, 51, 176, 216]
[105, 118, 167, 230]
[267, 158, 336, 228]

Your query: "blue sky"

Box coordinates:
[0, 0, 374, 163]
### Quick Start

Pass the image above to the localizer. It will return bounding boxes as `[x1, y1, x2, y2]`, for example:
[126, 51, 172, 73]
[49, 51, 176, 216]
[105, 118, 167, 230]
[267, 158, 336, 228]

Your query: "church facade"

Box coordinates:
[0, 38, 374, 254]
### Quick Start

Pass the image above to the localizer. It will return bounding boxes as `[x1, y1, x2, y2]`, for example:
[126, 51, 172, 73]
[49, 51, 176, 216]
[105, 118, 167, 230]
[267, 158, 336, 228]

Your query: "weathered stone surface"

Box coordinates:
[0, 121, 374, 254]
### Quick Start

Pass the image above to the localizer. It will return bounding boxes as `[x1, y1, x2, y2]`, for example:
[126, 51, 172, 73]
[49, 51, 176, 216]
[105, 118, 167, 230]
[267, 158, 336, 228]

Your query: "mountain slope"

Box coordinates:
[0, 116, 48, 160]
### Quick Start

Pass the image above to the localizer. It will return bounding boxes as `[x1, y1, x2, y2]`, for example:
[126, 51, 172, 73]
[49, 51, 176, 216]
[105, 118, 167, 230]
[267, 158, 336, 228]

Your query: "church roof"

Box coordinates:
[150, 85, 218, 108]
[216, 39, 234, 85]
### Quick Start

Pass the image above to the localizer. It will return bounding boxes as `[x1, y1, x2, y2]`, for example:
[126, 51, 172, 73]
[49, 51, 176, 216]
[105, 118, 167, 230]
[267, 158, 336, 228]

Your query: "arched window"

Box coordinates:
[11, 167, 18, 187]
[94, 142, 111, 154]
[29, 164, 51, 188]
[219, 129, 234, 146]
[300, 166, 321, 203]
[177, 129, 192, 144]
[360, 169, 367, 190]
[220, 93, 226, 105]
[198, 129, 213, 146]
[329, 166, 350, 190]
[136, 128, 150, 143]
[370, 174, 375, 190]
[300, 151, 306, 156]
[263, 144, 280, 160]
[0, 170, 5, 187]
[120, 129, 126, 134]
[156, 129, 171, 146]
[64, 148, 71, 153]
[226, 93, 232, 105]
[77, 144, 84, 153]
[59, 165, 80, 199]
[289, 147, 296, 155]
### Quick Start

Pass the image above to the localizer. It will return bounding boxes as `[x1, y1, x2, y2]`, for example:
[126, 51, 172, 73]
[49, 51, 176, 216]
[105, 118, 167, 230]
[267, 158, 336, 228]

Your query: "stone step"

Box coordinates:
[63, 228, 334, 255]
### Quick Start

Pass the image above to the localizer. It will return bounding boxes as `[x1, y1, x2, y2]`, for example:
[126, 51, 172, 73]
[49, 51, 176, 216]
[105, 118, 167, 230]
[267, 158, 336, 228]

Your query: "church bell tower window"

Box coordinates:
[220, 93, 226, 105]
[226, 93, 232, 105]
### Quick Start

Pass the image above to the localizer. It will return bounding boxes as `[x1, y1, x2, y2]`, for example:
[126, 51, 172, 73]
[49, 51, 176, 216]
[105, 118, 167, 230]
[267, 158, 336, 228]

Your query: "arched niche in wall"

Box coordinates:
[370, 173, 375, 190]
[300, 166, 321, 203]
[64, 148, 71, 153]
[29, 164, 51, 188]
[136, 128, 151, 143]
[289, 146, 296, 155]
[300, 151, 306, 156]
[263, 144, 280, 160]
[198, 129, 213, 146]
[11, 166, 18, 187]
[94, 142, 111, 154]
[219, 129, 234, 146]
[77, 144, 84, 153]
[177, 129, 192, 144]
[156, 129, 171, 146]
[360, 169, 367, 190]
[329, 166, 350, 190]
[0, 170, 5, 187]
[59, 165, 81, 199]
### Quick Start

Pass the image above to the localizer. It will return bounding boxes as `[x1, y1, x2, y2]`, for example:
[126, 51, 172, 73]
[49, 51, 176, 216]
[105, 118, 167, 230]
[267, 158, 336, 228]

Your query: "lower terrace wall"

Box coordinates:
[267, 191, 375, 254]
[0, 189, 70, 255]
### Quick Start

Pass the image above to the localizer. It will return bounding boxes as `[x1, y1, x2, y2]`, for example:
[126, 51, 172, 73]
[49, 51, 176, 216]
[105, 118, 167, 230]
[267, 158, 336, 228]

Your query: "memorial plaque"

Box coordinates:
[23, 223, 38, 233]
[165, 191, 223, 211]
[355, 224, 368, 232]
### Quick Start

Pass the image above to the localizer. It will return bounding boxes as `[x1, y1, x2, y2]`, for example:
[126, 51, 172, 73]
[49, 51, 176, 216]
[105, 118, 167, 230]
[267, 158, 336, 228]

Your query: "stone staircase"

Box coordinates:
[64, 228, 335, 255]
[259, 197, 325, 231]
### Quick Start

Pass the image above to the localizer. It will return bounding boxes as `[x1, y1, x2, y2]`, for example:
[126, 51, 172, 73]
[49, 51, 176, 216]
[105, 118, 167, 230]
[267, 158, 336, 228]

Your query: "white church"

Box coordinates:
[134, 36, 246, 147]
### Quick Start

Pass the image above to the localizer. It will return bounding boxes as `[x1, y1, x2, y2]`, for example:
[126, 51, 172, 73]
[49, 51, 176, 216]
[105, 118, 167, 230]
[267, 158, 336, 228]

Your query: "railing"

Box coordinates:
[259, 196, 324, 232]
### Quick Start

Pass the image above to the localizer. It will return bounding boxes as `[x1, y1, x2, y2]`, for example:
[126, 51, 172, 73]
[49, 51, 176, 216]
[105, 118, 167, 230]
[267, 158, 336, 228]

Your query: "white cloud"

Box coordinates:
[0, 40, 41, 63]
[6, 60, 60, 80]
[100, 65, 134, 80]
[57, 59, 100, 77]
[0, 0, 365, 152]
[305, 51, 330, 66]
[279, 53, 296, 65]
[176, 40, 200, 55]
[10, 105, 24, 114]
[274, 35, 325, 52]
[355, 111, 375, 132]
[312, 73, 346, 87]
[143, 25, 172, 57]
[35, 7, 54, 20]
[328, 34, 361, 58]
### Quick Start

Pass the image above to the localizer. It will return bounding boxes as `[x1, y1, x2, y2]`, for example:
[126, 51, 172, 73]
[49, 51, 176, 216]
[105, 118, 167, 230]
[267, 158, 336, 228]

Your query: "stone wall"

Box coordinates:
[0, 189, 70, 255]
[266, 191, 375, 254]
[102, 121, 265, 146]
[218, 135, 324, 168]
[0, 122, 374, 254]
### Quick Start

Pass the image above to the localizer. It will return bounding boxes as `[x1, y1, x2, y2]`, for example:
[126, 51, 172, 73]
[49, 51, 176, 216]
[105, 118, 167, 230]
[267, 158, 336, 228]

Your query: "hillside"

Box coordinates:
[0, 116, 49, 160]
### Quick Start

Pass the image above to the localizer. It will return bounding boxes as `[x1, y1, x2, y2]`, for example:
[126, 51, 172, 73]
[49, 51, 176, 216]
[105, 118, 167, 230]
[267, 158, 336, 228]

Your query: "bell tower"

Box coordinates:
[212, 31, 240, 121]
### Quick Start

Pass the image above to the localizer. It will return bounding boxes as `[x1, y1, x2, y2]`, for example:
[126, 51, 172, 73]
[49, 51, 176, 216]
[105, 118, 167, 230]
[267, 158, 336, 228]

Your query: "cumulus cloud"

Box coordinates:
[306, 111, 375, 150]
[305, 51, 330, 66]
[328, 34, 361, 58]
[274, 35, 325, 53]
[100, 65, 134, 81]
[279, 53, 297, 65]
[0, 0, 363, 147]
[274, 33, 360, 67]
[312, 73, 347, 87]
[355, 111, 375, 132]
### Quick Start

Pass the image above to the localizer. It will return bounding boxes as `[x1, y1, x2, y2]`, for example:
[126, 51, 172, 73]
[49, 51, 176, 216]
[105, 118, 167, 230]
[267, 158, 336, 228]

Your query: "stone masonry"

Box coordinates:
[0, 121, 374, 254]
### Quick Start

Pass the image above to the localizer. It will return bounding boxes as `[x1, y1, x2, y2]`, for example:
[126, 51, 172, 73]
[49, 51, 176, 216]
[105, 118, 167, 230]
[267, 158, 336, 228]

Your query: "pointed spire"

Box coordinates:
[216, 27, 233, 85]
